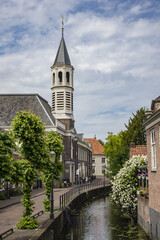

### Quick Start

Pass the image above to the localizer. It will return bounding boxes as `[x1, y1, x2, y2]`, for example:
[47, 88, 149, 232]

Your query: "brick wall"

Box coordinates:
[147, 123, 160, 213]
[137, 195, 150, 236]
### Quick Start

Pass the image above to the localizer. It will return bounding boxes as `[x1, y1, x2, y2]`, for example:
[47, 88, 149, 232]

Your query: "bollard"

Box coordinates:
[62, 194, 64, 209]
[60, 195, 62, 209]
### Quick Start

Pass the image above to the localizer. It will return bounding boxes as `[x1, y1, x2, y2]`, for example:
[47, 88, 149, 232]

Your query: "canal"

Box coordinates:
[59, 196, 150, 240]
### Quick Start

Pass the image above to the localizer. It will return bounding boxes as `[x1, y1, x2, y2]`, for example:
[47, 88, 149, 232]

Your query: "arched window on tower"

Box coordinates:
[66, 72, 70, 83]
[58, 71, 62, 83]
[53, 73, 55, 85]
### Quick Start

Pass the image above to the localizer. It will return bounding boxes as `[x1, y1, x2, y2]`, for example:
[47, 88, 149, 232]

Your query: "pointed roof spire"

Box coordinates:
[52, 17, 71, 67]
[62, 16, 64, 37]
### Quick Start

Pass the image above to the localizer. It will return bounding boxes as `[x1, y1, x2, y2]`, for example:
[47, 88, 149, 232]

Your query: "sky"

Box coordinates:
[0, 0, 160, 142]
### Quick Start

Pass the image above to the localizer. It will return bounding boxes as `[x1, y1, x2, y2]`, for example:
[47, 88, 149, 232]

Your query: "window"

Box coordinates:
[102, 166, 105, 174]
[53, 73, 55, 84]
[58, 71, 62, 83]
[102, 158, 105, 164]
[92, 166, 95, 174]
[151, 129, 156, 171]
[66, 72, 70, 83]
[92, 158, 95, 163]
[71, 139, 73, 159]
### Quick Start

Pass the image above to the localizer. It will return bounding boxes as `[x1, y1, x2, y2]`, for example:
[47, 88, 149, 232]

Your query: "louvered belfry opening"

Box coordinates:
[57, 91, 64, 110]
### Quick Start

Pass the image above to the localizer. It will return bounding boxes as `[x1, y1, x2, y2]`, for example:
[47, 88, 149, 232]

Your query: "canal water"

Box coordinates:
[59, 196, 150, 240]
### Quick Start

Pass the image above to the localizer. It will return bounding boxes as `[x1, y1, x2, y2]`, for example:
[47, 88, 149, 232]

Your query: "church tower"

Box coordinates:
[51, 21, 74, 130]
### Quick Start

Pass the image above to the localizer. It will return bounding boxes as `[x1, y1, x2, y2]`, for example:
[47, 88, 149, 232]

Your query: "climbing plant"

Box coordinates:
[11, 111, 50, 229]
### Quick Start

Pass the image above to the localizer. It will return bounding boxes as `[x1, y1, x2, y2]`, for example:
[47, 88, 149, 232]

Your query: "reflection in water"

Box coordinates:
[59, 197, 150, 240]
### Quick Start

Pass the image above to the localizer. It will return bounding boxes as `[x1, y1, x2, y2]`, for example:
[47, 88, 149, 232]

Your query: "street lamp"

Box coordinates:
[50, 150, 56, 220]
[103, 165, 106, 188]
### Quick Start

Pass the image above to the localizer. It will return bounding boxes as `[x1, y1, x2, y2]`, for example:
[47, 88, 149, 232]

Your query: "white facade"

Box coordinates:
[92, 154, 108, 177]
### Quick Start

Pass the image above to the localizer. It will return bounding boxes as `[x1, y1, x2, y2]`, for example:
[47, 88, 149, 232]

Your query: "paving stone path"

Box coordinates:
[0, 187, 70, 235]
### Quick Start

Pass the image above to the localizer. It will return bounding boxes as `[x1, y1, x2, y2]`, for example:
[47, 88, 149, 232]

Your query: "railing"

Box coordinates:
[137, 165, 149, 199]
[59, 180, 109, 209]
[137, 165, 148, 189]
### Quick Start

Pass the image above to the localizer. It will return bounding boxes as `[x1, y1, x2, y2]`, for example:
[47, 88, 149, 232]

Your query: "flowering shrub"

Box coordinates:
[111, 155, 147, 217]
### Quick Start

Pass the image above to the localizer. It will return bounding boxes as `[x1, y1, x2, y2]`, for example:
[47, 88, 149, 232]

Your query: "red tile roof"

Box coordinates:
[84, 138, 104, 154]
[129, 145, 147, 158]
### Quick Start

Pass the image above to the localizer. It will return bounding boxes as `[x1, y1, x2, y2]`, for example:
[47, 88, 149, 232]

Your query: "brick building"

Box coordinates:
[142, 96, 160, 239]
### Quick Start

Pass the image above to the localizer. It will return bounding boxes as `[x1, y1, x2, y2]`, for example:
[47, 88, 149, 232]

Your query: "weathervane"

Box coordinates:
[62, 16, 64, 37]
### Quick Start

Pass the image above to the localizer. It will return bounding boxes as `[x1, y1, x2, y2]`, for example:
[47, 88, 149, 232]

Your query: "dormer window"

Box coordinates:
[58, 71, 62, 83]
[66, 72, 70, 83]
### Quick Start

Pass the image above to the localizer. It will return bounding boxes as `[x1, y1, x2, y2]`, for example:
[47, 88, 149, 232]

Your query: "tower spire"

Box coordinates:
[62, 16, 64, 37]
[51, 18, 74, 122]
[52, 16, 71, 66]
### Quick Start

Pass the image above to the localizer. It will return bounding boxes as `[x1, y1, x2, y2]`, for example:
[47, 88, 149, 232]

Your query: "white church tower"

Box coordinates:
[51, 21, 74, 130]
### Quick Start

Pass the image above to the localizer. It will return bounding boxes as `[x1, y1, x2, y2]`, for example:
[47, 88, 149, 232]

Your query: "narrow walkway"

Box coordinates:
[0, 180, 110, 239]
[0, 187, 70, 234]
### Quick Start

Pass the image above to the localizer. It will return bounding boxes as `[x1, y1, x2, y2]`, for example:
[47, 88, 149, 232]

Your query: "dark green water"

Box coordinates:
[59, 196, 150, 240]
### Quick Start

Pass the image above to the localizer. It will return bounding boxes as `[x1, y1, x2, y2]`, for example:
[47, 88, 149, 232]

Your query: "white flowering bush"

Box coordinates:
[111, 155, 147, 217]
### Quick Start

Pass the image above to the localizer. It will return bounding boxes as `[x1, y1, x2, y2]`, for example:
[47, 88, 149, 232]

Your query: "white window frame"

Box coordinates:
[102, 165, 105, 174]
[150, 129, 156, 171]
[102, 158, 105, 164]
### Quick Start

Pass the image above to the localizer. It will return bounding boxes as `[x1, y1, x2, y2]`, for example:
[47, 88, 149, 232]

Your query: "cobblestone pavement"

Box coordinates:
[0, 188, 70, 234]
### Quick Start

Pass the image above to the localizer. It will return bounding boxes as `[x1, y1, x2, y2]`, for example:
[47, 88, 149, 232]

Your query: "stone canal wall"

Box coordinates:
[138, 194, 160, 239]
[29, 185, 111, 240]
[137, 195, 150, 237]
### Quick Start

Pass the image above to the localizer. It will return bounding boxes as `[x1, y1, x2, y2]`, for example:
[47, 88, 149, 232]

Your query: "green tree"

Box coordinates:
[0, 131, 15, 181]
[104, 132, 129, 178]
[42, 131, 64, 212]
[122, 107, 147, 146]
[98, 139, 104, 146]
[11, 111, 50, 229]
[104, 107, 147, 179]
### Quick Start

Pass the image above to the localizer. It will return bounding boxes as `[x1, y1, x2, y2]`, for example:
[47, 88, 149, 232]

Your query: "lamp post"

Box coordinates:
[76, 169, 80, 195]
[50, 150, 56, 220]
[103, 165, 106, 188]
